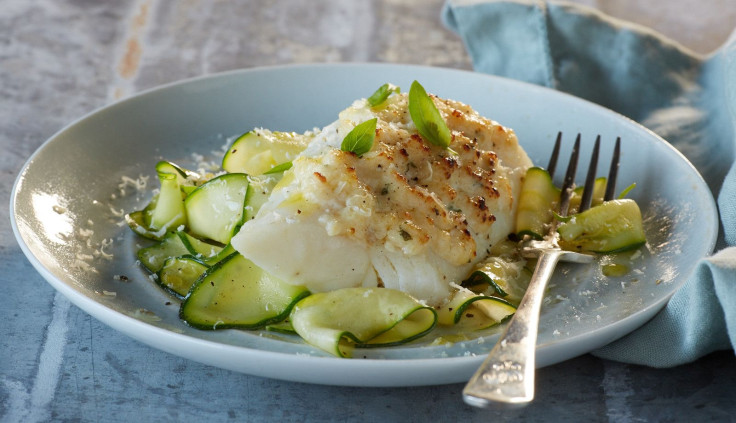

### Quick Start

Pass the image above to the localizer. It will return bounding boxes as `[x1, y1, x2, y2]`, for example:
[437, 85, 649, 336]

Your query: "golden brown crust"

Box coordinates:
[293, 93, 531, 267]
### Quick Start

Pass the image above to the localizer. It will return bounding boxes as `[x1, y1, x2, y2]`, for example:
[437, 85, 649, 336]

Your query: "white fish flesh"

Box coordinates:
[231, 92, 532, 306]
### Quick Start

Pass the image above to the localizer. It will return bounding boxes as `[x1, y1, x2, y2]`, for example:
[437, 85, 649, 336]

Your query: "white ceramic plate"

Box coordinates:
[11, 64, 717, 387]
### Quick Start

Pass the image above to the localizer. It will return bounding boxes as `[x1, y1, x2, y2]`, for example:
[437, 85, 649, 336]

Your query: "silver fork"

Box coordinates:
[463, 133, 621, 409]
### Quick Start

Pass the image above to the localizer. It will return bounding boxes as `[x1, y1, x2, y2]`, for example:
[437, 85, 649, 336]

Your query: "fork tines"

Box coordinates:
[604, 137, 621, 202]
[548, 132, 621, 216]
[579, 136, 600, 213]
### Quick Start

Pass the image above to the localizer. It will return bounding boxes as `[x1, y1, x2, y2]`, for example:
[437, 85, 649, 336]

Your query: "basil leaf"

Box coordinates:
[264, 161, 292, 174]
[367, 83, 400, 107]
[408, 80, 451, 149]
[341, 118, 377, 156]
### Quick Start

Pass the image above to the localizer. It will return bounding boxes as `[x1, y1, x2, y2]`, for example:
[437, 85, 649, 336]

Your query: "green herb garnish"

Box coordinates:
[367, 83, 400, 107]
[341, 118, 377, 156]
[264, 161, 293, 174]
[408, 80, 451, 149]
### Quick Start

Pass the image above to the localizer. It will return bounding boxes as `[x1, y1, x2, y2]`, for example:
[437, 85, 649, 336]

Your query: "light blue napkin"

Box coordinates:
[443, 0, 736, 367]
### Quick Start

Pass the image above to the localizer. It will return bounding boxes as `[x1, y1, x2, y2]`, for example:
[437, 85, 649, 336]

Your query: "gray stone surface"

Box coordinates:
[2, 1, 734, 422]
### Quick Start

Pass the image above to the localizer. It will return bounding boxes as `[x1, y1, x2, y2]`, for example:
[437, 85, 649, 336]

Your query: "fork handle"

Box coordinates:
[462, 249, 563, 409]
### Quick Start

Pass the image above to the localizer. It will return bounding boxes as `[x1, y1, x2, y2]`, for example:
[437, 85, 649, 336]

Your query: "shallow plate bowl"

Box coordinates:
[11, 64, 718, 386]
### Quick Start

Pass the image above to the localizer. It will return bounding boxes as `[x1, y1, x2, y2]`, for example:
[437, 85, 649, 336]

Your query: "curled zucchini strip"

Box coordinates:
[222, 130, 312, 175]
[137, 230, 221, 273]
[557, 199, 646, 253]
[436, 289, 516, 331]
[125, 161, 202, 240]
[462, 257, 531, 305]
[184, 173, 249, 245]
[125, 210, 166, 241]
[515, 167, 560, 239]
[137, 231, 192, 273]
[265, 320, 297, 335]
[125, 162, 189, 241]
[155, 244, 236, 298]
[159, 256, 208, 298]
[148, 162, 187, 231]
[290, 288, 437, 358]
[180, 253, 310, 330]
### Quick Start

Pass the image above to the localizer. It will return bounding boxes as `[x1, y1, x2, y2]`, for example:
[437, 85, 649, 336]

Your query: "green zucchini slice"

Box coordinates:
[136, 230, 220, 274]
[290, 288, 437, 358]
[180, 232, 223, 260]
[557, 199, 646, 253]
[222, 130, 311, 175]
[155, 160, 200, 186]
[184, 173, 249, 244]
[137, 231, 192, 273]
[243, 174, 280, 221]
[515, 167, 560, 239]
[159, 256, 209, 298]
[462, 257, 532, 305]
[125, 161, 199, 240]
[202, 243, 236, 266]
[180, 253, 310, 330]
[125, 210, 167, 241]
[265, 320, 297, 335]
[436, 290, 516, 331]
[147, 162, 187, 232]
[568, 176, 607, 213]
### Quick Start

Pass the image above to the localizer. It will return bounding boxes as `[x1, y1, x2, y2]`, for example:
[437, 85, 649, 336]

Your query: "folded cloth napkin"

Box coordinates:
[443, 0, 736, 367]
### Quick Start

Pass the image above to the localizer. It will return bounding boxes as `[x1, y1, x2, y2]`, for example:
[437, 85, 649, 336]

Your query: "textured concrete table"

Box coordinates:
[2, 1, 735, 422]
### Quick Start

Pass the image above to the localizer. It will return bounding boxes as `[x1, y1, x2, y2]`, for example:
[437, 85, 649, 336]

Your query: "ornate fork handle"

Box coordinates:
[462, 133, 619, 408]
[462, 248, 592, 408]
